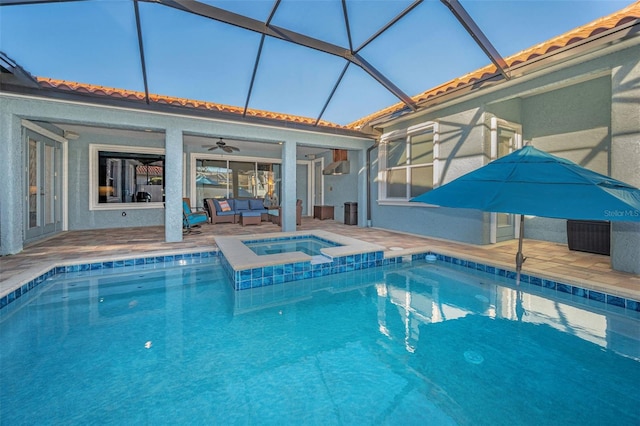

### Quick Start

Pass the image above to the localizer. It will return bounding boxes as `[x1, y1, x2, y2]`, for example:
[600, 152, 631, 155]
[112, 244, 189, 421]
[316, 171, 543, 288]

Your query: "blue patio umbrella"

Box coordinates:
[411, 145, 640, 271]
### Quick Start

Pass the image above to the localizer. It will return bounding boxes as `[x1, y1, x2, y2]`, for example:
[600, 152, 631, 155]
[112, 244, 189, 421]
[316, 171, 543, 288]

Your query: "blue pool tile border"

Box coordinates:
[3, 247, 638, 315]
[0, 250, 219, 311]
[221, 250, 393, 291]
[424, 251, 640, 313]
[220, 249, 640, 313]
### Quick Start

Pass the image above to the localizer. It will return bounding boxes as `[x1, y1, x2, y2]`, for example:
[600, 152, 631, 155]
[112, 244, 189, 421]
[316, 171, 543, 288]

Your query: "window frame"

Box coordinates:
[490, 117, 522, 160]
[190, 153, 284, 205]
[378, 121, 440, 205]
[89, 144, 166, 211]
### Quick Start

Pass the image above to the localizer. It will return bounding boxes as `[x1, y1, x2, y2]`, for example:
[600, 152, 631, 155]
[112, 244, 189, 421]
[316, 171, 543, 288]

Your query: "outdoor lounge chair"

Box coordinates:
[183, 198, 208, 233]
[269, 199, 302, 227]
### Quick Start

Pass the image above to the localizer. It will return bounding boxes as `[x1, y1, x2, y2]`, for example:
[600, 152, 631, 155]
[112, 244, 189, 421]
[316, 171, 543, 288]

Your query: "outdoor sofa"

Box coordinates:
[205, 198, 269, 224]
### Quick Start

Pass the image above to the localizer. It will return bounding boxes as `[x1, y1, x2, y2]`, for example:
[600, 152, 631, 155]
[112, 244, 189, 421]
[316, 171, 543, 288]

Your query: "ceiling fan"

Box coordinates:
[203, 138, 240, 153]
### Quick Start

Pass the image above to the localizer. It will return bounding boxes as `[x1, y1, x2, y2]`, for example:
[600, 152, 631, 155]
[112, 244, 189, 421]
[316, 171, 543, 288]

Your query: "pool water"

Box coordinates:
[245, 236, 340, 256]
[1, 259, 639, 425]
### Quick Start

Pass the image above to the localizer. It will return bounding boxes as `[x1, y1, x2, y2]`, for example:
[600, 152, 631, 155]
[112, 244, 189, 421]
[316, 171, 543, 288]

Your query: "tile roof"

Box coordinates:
[30, 2, 640, 133]
[35, 78, 347, 130]
[347, 1, 640, 130]
[136, 165, 163, 176]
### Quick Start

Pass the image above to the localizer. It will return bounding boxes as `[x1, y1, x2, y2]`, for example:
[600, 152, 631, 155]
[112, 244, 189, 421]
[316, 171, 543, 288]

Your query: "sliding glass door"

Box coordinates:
[194, 158, 281, 209]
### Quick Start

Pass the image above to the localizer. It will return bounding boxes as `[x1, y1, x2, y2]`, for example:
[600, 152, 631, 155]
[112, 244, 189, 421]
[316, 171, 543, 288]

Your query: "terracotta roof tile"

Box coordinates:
[347, 2, 640, 130]
[136, 165, 163, 176]
[36, 77, 346, 130]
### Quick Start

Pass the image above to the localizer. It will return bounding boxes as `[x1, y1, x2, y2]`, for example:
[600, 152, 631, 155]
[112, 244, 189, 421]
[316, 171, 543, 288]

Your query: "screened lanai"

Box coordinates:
[1, 0, 631, 128]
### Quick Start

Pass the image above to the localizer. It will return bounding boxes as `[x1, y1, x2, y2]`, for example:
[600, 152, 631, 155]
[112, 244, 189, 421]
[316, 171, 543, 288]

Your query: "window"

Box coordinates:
[196, 159, 232, 199]
[498, 127, 517, 158]
[90, 145, 165, 210]
[379, 122, 438, 202]
[229, 161, 256, 198]
[194, 158, 281, 208]
[489, 117, 522, 161]
[256, 163, 276, 199]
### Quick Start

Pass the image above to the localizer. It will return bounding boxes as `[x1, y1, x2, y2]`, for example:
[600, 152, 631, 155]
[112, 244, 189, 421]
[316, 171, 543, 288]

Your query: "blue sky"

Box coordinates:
[0, 0, 634, 125]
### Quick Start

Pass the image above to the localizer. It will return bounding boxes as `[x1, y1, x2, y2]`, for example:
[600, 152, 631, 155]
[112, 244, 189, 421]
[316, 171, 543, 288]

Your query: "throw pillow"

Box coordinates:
[218, 200, 231, 212]
[249, 199, 264, 210]
[235, 199, 250, 210]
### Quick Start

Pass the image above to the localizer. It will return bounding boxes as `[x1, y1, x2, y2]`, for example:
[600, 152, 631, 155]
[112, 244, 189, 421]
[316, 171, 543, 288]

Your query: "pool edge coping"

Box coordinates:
[214, 230, 386, 271]
[1, 242, 639, 314]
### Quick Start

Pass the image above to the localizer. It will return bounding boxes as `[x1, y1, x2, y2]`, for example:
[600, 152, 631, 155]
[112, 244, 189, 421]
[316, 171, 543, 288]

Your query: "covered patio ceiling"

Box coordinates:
[0, 0, 633, 128]
[52, 122, 332, 157]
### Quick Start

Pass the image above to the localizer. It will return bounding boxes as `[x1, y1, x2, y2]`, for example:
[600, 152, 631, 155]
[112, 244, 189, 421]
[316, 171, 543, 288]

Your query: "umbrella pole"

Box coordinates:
[515, 214, 526, 276]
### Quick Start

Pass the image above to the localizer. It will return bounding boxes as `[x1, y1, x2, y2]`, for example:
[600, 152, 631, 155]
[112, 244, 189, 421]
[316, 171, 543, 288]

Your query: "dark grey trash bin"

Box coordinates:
[567, 220, 610, 255]
[344, 202, 357, 225]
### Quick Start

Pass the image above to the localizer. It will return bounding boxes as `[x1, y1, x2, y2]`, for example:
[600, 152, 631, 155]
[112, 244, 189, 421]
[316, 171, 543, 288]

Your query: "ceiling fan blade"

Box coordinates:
[202, 139, 238, 152]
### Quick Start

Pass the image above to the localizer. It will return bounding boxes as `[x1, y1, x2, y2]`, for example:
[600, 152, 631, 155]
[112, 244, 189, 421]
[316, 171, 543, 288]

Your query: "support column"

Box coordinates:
[165, 128, 183, 242]
[0, 111, 23, 255]
[357, 147, 367, 228]
[611, 60, 640, 274]
[281, 140, 297, 232]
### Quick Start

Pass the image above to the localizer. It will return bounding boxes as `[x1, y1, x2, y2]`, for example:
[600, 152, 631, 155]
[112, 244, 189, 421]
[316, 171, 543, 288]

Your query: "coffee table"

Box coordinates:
[313, 205, 334, 220]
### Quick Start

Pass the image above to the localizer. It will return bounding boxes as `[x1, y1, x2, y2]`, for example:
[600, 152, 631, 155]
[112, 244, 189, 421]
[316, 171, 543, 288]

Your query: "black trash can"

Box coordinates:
[567, 219, 610, 255]
[344, 202, 358, 225]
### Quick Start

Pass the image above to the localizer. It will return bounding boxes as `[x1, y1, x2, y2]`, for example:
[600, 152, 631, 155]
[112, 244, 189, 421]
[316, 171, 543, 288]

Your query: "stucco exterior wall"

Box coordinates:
[369, 42, 640, 274]
[611, 53, 640, 274]
[523, 76, 611, 172]
[521, 76, 612, 243]
[371, 107, 489, 244]
[67, 130, 167, 230]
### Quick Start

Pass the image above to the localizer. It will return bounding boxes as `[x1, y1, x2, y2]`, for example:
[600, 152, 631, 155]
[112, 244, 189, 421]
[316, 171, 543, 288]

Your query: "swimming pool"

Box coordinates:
[244, 235, 341, 256]
[1, 259, 638, 424]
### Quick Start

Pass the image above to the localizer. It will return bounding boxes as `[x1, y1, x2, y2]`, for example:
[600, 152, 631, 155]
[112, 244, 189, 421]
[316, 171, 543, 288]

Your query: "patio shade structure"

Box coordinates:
[410, 145, 640, 272]
[0, 0, 511, 127]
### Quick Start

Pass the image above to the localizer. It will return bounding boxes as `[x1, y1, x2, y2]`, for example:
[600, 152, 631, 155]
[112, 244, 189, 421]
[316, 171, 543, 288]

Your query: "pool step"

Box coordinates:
[310, 254, 333, 265]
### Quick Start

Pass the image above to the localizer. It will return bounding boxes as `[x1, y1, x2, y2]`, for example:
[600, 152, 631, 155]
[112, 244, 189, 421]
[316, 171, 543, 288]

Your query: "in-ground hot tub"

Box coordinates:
[214, 231, 387, 290]
[244, 235, 342, 256]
